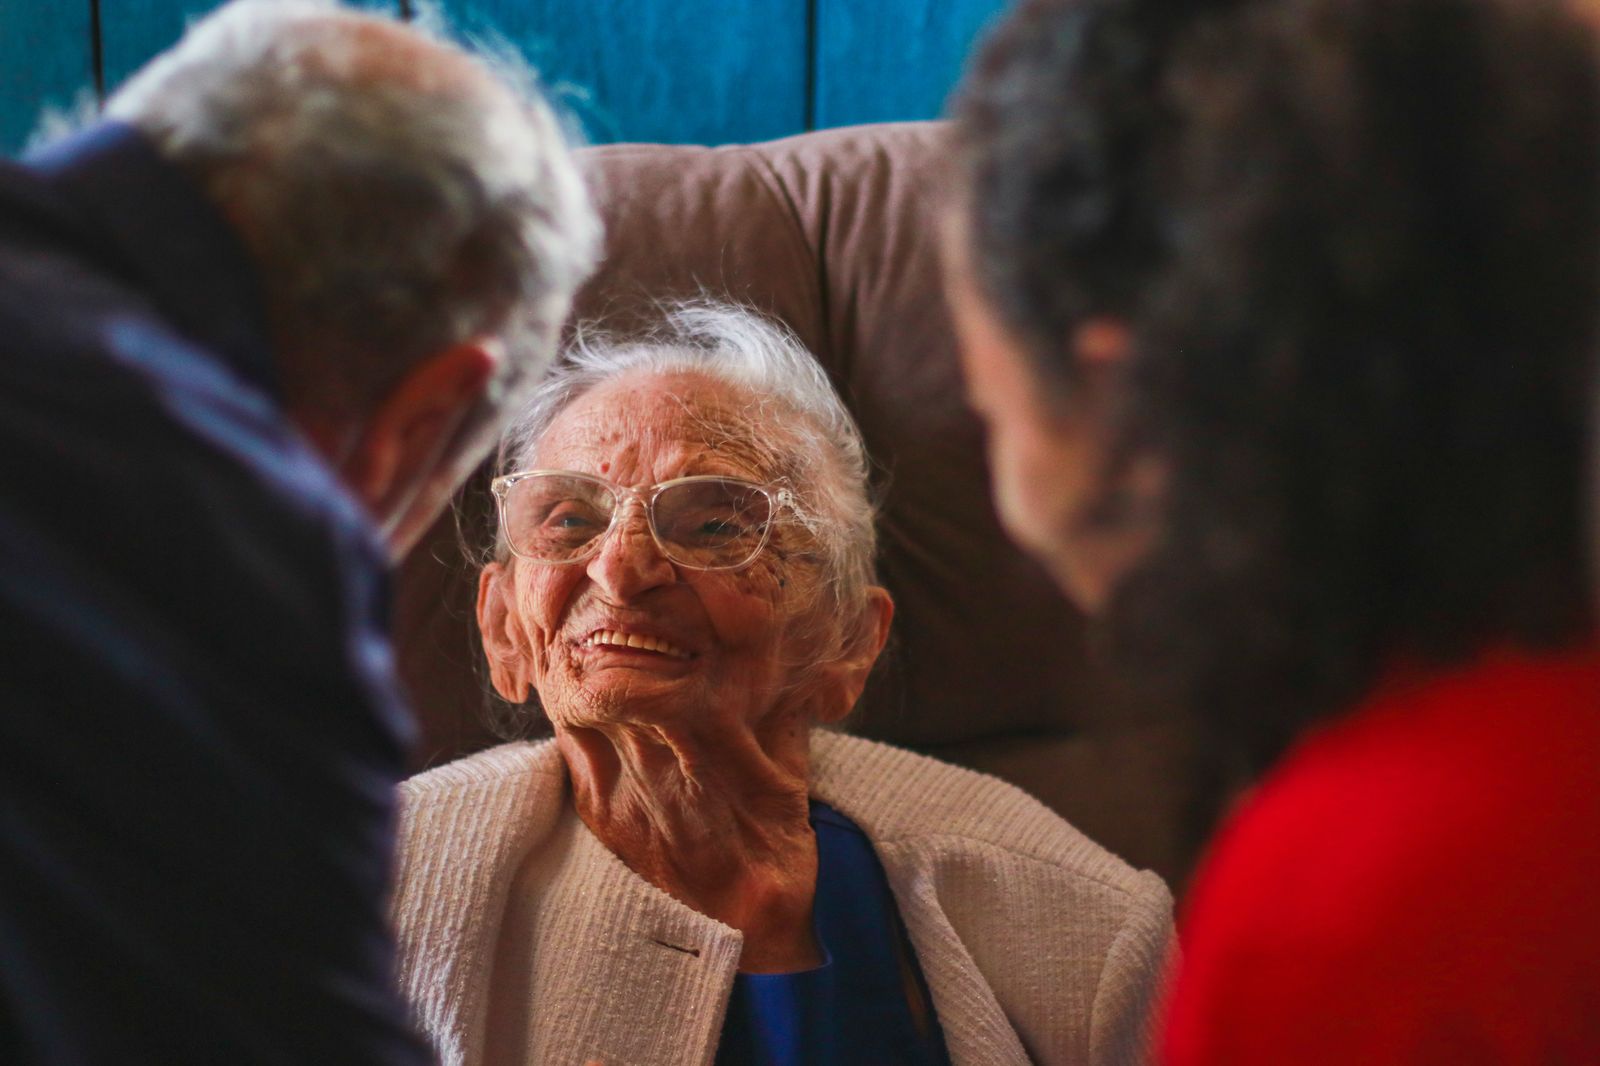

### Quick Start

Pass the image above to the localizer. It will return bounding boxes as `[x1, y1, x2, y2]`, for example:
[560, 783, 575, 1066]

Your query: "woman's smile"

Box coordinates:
[579, 628, 694, 660]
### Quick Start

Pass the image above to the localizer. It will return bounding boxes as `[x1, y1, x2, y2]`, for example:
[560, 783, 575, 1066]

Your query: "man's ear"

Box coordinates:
[341, 338, 501, 523]
[477, 561, 532, 704]
[813, 586, 895, 725]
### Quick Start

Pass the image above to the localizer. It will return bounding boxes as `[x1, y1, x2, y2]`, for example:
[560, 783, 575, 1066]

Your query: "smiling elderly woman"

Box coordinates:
[389, 305, 1173, 1066]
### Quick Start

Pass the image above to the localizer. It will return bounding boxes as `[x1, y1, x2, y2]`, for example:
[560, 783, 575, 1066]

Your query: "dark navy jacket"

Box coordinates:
[0, 124, 430, 1064]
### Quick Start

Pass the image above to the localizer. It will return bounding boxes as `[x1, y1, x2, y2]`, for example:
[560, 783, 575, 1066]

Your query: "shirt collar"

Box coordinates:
[26, 121, 280, 399]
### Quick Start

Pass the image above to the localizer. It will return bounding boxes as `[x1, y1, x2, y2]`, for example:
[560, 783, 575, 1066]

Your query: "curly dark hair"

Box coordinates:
[953, 0, 1600, 776]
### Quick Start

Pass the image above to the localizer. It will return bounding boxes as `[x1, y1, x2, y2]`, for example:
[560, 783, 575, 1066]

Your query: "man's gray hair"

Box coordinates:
[106, 0, 600, 415]
[496, 303, 880, 617]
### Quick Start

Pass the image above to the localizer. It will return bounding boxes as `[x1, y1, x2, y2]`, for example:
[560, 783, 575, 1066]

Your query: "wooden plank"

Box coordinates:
[435, 0, 807, 145]
[0, 1, 95, 155]
[813, 0, 1007, 129]
[100, 1, 402, 96]
[101, 1, 223, 96]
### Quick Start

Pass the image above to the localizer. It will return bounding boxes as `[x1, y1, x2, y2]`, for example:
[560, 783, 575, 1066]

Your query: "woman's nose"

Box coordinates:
[584, 501, 675, 600]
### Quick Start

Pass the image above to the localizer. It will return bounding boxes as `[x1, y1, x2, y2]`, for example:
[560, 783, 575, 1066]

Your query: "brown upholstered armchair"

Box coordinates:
[394, 121, 1201, 889]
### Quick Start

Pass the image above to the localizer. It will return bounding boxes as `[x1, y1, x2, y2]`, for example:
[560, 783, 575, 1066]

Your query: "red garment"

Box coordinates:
[1161, 645, 1600, 1065]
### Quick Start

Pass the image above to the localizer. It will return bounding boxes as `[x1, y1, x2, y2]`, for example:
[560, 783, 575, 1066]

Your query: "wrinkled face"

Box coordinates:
[480, 371, 832, 739]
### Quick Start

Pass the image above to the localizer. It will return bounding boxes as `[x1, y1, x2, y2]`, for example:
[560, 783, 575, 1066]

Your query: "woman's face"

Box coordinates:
[479, 371, 837, 740]
[943, 214, 1152, 614]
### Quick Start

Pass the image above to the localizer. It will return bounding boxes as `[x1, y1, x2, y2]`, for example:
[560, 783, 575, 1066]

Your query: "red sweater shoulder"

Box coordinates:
[1162, 646, 1600, 1065]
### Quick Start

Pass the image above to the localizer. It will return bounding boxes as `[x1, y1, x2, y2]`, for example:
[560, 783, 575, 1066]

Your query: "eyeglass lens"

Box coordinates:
[503, 474, 773, 569]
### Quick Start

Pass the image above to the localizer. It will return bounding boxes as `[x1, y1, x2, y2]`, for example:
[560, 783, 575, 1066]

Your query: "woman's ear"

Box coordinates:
[1068, 316, 1132, 412]
[477, 561, 532, 704]
[1072, 316, 1131, 367]
[813, 587, 895, 725]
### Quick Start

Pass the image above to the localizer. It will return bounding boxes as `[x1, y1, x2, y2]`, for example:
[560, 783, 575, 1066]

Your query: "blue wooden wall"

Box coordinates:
[1, 0, 1007, 155]
[1, 3, 96, 156]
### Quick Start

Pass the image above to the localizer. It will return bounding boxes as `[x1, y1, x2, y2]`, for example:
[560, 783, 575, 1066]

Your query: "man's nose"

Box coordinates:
[584, 499, 675, 600]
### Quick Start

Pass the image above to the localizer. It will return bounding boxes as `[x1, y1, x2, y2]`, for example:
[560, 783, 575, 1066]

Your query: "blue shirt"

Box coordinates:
[715, 801, 952, 1066]
[0, 125, 428, 1063]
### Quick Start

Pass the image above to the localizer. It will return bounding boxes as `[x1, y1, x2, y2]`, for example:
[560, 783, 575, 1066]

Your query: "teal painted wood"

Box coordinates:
[0, 1, 95, 156]
[813, 0, 1007, 129]
[434, 1, 807, 145]
[100, 1, 401, 96]
[14, 0, 1002, 158]
[101, 1, 225, 95]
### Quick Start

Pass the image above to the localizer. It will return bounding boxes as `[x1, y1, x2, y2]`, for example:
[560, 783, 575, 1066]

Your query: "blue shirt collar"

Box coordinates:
[27, 121, 280, 400]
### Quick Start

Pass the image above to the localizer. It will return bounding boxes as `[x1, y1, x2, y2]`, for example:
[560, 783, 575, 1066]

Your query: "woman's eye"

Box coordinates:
[542, 503, 602, 530]
[677, 512, 759, 543]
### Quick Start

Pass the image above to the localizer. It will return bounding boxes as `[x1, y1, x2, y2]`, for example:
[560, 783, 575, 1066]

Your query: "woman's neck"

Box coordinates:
[555, 713, 822, 973]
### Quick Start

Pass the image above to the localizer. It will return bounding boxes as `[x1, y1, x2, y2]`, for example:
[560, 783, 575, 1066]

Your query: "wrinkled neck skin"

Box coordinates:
[556, 706, 822, 973]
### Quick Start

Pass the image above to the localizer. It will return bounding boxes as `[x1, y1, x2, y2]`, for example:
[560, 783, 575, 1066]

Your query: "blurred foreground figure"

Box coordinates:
[0, 1, 596, 1060]
[948, 0, 1600, 1062]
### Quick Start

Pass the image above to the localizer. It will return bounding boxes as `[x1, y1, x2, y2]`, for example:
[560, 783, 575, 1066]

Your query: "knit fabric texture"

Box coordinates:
[391, 730, 1173, 1065]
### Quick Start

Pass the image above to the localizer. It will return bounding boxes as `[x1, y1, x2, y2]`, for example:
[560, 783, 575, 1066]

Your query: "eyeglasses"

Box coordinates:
[490, 469, 785, 571]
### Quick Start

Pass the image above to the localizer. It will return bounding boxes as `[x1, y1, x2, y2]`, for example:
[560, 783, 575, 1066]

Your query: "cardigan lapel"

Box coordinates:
[392, 745, 566, 1065]
[396, 741, 745, 1066]
[869, 842, 1035, 1066]
[517, 814, 744, 1065]
[809, 731, 1035, 1066]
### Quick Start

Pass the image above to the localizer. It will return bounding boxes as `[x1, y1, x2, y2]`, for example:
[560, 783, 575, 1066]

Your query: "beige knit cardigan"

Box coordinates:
[391, 730, 1174, 1066]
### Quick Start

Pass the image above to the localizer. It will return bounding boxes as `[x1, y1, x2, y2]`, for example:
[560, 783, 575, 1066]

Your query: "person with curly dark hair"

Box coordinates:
[946, 0, 1600, 1061]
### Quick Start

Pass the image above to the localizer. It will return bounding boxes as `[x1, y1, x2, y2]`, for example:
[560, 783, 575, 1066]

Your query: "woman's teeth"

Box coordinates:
[584, 630, 691, 659]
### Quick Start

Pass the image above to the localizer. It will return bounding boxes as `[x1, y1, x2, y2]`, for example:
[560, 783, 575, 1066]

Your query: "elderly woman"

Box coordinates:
[389, 304, 1172, 1066]
[946, 0, 1600, 1063]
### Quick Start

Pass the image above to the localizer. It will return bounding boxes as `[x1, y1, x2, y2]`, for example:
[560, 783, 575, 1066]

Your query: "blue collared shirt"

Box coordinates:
[0, 124, 428, 1063]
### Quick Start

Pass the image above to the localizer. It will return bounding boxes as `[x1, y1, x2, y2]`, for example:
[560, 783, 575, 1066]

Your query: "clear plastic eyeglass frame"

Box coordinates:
[489, 468, 789, 572]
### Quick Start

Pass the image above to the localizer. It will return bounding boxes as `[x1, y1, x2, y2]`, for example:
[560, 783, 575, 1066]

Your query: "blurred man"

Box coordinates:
[0, 1, 598, 1060]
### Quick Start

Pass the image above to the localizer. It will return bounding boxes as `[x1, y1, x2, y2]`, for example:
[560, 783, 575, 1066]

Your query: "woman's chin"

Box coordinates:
[547, 685, 702, 734]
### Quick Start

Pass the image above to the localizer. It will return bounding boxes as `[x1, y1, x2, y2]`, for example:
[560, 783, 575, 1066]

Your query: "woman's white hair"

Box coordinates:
[105, 0, 600, 415]
[494, 302, 880, 619]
